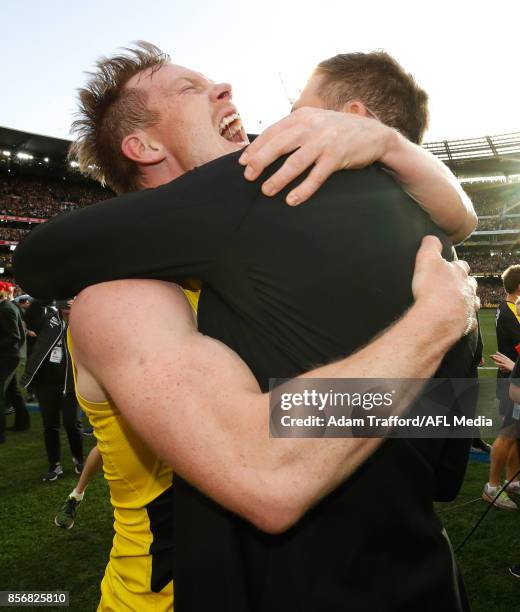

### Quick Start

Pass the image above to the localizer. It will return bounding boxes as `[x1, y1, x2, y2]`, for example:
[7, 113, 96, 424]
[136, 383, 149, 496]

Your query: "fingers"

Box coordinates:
[258, 142, 322, 199]
[242, 129, 304, 182]
[419, 235, 443, 255]
[414, 235, 443, 272]
[239, 115, 301, 178]
[454, 259, 470, 275]
[285, 154, 339, 205]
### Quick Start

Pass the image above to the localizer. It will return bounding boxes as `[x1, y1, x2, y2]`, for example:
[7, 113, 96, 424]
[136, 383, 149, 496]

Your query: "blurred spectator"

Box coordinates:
[21, 299, 84, 481]
[0, 281, 29, 443]
[477, 280, 504, 307]
[457, 251, 519, 274]
[0, 228, 30, 242]
[463, 182, 520, 217]
[0, 176, 111, 219]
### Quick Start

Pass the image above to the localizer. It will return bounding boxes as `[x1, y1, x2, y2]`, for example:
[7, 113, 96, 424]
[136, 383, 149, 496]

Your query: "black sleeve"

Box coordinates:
[23, 300, 49, 333]
[0, 304, 20, 353]
[433, 438, 472, 502]
[498, 309, 520, 347]
[13, 152, 258, 299]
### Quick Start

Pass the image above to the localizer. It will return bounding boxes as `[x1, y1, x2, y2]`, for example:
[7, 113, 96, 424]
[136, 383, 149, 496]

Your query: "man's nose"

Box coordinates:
[211, 82, 232, 102]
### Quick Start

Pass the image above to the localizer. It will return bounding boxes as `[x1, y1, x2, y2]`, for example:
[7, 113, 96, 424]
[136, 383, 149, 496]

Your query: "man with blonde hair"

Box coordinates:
[15, 43, 478, 611]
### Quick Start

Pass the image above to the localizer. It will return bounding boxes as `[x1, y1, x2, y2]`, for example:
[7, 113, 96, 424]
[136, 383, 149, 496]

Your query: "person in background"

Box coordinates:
[471, 325, 491, 454]
[489, 340, 520, 578]
[483, 268, 520, 509]
[13, 295, 37, 354]
[0, 281, 29, 440]
[54, 445, 103, 529]
[21, 299, 84, 481]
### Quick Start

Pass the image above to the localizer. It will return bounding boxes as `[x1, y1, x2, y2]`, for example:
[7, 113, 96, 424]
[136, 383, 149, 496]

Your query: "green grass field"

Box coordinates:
[0, 309, 517, 611]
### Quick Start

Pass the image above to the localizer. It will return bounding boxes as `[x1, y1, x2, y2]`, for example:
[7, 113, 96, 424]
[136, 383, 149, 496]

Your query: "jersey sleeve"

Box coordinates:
[13, 152, 257, 299]
[0, 304, 21, 353]
[497, 307, 520, 347]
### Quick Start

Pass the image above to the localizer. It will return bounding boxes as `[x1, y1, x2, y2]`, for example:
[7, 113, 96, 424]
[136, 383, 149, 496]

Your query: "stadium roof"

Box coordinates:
[423, 132, 520, 178]
[2, 124, 520, 180]
[0, 126, 70, 158]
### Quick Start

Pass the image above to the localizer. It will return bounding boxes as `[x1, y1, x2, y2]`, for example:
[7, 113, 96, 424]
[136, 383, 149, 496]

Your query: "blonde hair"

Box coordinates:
[69, 41, 170, 194]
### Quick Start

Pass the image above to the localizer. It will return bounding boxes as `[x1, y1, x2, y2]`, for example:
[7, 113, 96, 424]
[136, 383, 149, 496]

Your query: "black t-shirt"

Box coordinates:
[13, 152, 476, 611]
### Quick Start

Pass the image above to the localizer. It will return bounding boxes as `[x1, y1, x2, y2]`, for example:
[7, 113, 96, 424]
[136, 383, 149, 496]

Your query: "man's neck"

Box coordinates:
[140, 158, 185, 190]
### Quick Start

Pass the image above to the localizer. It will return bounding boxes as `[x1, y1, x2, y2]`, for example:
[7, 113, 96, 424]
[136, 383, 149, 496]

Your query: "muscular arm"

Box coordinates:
[70, 239, 473, 534]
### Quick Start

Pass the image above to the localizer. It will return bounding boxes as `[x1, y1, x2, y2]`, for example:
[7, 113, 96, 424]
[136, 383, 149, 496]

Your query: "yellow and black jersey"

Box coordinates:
[496, 300, 520, 361]
[66, 288, 199, 611]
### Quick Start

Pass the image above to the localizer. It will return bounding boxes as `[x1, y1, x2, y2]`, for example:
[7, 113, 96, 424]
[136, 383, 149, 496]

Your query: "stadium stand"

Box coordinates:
[1, 126, 518, 306]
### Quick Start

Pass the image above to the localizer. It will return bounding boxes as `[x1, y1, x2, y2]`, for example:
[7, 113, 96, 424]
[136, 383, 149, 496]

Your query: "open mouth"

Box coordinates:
[218, 112, 247, 144]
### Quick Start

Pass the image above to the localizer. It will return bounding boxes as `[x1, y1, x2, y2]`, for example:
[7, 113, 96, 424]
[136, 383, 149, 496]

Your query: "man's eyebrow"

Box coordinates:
[171, 75, 208, 91]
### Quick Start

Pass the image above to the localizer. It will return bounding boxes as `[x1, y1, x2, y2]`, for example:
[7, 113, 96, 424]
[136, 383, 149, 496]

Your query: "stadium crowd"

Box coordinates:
[0, 176, 111, 219]
[0, 228, 30, 242]
[458, 251, 520, 274]
[500, 217, 520, 230]
[476, 217, 500, 231]
[476, 216, 520, 231]
[476, 279, 504, 307]
[464, 182, 520, 217]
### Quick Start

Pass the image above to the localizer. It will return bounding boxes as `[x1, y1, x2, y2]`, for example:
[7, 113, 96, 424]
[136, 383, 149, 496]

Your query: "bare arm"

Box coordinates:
[380, 130, 477, 243]
[491, 351, 516, 374]
[240, 108, 477, 243]
[70, 237, 476, 534]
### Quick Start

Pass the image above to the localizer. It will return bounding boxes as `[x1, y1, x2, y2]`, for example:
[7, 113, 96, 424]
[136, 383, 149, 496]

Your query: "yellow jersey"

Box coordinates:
[67, 287, 200, 611]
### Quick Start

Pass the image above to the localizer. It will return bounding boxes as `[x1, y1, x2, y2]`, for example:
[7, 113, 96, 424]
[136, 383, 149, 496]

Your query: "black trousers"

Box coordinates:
[0, 356, 19, 443]
[6, 358, 30, 430]
[35, 385, 83, 467]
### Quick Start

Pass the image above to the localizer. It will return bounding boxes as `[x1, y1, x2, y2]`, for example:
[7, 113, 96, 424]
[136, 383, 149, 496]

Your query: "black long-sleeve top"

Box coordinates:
[13, 152, 476, 611]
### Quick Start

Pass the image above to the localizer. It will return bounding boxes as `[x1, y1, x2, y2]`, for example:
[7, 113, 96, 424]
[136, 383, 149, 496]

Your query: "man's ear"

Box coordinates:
[342, 100, 370, 117]
[121, 132, 166, 165]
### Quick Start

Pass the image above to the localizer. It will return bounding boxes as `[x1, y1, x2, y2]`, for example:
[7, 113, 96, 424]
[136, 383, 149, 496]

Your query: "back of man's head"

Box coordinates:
[314, 51, 429, 144]
[502, 265, 520, 295]
[69, 41, 169, 194]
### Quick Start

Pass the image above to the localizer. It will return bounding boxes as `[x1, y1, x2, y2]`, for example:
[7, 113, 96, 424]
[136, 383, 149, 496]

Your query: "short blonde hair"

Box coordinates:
[69, 41, 170, 194]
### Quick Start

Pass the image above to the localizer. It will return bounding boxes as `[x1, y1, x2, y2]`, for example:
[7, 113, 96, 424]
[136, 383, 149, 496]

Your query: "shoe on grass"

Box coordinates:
[54, 497, 81, 529]
[42, 463, 63, 482]
[471, 438, 491, 454]
[482, 483, 517, 510]
[73, 457, 84, 475]
[504, 480, 520, 496]
[509, 565, 520, 578]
